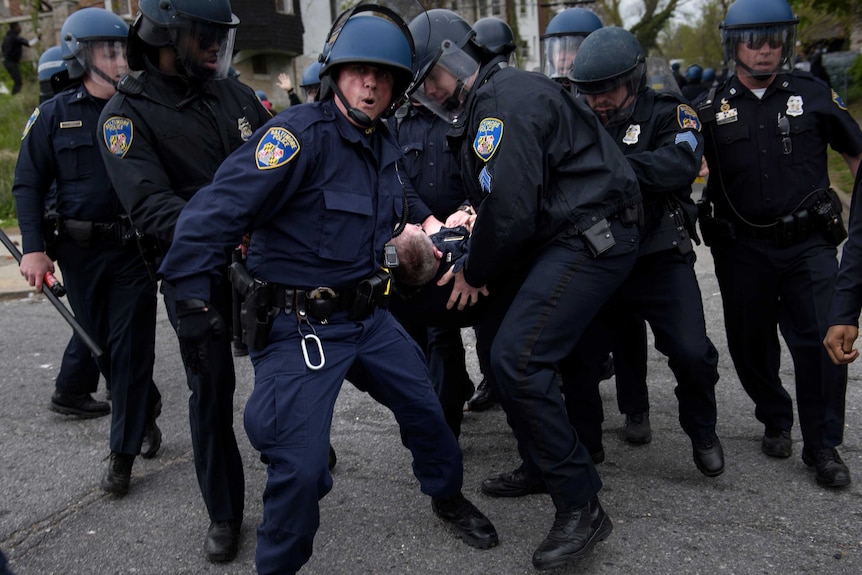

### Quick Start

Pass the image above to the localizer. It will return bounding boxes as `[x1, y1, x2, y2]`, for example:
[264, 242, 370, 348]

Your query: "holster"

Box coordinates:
[229, 260, 279, 351]
[697, 202, 736, 247]
[42, 211, 60, 260]
[348, 268, 392, 320]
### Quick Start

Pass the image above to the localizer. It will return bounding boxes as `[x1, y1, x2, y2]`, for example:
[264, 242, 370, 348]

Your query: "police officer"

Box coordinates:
[13, 7, 161, 495]
[97, 0, 271, 561]
[298, 61, 321, 103]
[34, 45, 110, 419]
[540, 7, 602, 89]
[681, 63, 705, 102]
[392, 98, 476, 436]
[671, 61, 687, 89]
[565, 27, 723, 477]
[411, 9, 641, 570]
[158, 6, 498, 573]
[695, 0, 862, 488]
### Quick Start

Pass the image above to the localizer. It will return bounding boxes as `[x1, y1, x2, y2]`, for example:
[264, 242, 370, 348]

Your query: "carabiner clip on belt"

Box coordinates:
[294, 293, 325, 370]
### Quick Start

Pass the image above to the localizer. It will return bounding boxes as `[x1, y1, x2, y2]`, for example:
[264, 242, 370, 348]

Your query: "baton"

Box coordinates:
[0, 228, 103, 357]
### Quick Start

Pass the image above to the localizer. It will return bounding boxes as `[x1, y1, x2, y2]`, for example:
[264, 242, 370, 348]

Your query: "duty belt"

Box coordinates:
[272, 285, 356, 321]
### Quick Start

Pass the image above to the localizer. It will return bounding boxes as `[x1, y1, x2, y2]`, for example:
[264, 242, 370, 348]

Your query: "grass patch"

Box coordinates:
[0, 82, 39, 223]
[827, 97, 862, 195]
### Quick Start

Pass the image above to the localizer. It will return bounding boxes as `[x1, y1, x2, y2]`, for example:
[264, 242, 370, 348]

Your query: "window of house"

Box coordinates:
[491, 0, 501, 17]
[275, 0, 294, 15]
[252, 54, 269, 76]
[105, 0, 132, 16]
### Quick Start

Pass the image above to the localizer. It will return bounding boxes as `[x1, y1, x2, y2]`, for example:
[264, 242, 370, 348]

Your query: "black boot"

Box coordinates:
[466, 378, 496, 412]
[802, 447, 851, 488]
[49, 391, 110, 419]
[532, 497, 613, 571]
[204, 520, 241, 563]
[100, 452, 134, 496]
[481, 465, 548, 498]
[692, 433, 725, 477]
[431, 492, 498, 549]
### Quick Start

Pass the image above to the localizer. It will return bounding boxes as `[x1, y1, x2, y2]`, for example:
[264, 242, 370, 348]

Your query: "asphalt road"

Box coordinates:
[1, 239, 861, 575]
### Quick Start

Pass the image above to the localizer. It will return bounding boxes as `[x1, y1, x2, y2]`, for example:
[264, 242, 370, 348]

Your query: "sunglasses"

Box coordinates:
[744, 32, 785, 50]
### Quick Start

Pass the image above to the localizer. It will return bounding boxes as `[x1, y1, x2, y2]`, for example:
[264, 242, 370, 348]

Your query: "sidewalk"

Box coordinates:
[0, 231, 63, 300]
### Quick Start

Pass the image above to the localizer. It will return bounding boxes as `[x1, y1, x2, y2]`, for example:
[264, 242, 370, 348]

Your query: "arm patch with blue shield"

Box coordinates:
[676, 104, 701, 132]
[102, 116, 134, 158]
[256, 126, 300, 170]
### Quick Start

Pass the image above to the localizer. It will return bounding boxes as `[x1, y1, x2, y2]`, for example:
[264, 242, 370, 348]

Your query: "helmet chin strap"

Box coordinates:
[331, 81, 377, 128]
[442, 79, 466, 111]
[91, 66, 118, 89]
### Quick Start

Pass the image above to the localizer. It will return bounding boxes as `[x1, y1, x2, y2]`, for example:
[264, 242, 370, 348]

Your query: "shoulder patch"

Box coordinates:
[255, 126, 300, 170]
[21, 108, 40, 140]
[102, 116, 133, 158]
[473, 117, 503, 162]
[832, 89, 847, 111]
[676, 104, 701, 132]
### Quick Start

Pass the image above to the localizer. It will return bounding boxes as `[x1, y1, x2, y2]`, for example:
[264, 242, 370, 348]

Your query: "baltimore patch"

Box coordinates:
[676, 104, 701, 132]
[256, 126, 300, 170]
[21, 108, 40, 140]
[473, 117, 503, 162]
[102, 116, 133, 158]
[832, 89, 847, 111]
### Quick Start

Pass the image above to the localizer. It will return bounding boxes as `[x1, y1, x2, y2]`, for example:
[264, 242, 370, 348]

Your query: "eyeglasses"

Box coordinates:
[777, 114, 791, 155]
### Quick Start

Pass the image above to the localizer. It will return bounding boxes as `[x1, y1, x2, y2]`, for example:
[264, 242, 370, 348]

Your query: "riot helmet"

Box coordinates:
[300, 61, 322, 102]
[541, 8, 602, 85]
[473, 17, 516, 61]
[720, 0, 798, 80]
[318, 5, 415, 128]
[569, 27, 646, 127]
[702, 67, 716, 84]
[409, 9, 482, 123]
[38, 45, 71, 102]
[686, 64, 703, 83]
[131, 0, 239, 80]
[60, 8, 129, 92]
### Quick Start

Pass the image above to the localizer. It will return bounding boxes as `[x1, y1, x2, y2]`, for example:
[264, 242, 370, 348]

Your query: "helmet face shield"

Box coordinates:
[723, 24, 796, 77]
[577, 63, 644, 127]
[76, 40, 129, 89]
[541, 35, 586, 80]
[171, 18, 237, 79]
[412, 40, 479, 123]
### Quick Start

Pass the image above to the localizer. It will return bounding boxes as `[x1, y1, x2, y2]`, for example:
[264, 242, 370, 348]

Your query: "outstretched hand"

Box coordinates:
[437, 266, 488, 310]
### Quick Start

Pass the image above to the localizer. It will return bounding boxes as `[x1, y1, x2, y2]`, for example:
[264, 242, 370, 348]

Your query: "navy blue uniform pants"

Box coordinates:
[55, 332, 103, 396]
[612, 315, 649, 415]
[245, 308, 463, 574]
[561, 250, 720, 453]
[710, 234, 846, 449]
[485, 219, 639, 512]
[55, 238, 159, 455]
[162, 279, 244, 523]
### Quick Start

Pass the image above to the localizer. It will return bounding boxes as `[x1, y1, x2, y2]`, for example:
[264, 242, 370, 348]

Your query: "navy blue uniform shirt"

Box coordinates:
[159, 99, 404, 301]
[696, 72, 862, 224]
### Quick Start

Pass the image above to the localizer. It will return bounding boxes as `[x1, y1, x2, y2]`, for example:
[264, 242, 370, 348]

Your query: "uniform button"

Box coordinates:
[591, 216, 597, 222]
[429, 162, 434, 166]
[761, 149, 767, 155]
[429, 183, 434, 188]
[759, 124, 764, 129]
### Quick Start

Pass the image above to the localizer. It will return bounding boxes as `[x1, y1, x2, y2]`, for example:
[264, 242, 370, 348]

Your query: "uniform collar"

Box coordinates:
[726, 72, 792, 100]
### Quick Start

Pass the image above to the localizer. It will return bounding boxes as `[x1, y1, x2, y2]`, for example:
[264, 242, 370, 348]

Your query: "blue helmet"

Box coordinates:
[60, 8, 129, 80]
[569, 27, 645, 126]
[541, 8, 603, 82]
[473, 17, 516, 57]
[408, 9, 482, 122]
[685, 64, 703, 82]
[720, 0, 798, 77]
[38, 45, 71, 103]
[319, 5, 415, 124]
[543, 8, 603, 38]
[38, 45, 66, 82]
[132, 0, 239, 79]
[702, 67, 716, 83]
[255, 90, 268, 101]
[300, 61, 322, 88]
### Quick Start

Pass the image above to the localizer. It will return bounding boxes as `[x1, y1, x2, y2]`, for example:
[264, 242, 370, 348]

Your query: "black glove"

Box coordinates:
[176, 299, 225, 375]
